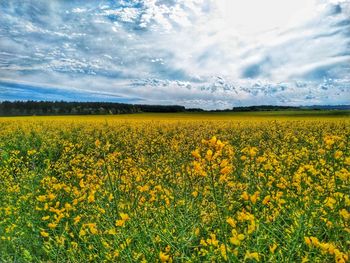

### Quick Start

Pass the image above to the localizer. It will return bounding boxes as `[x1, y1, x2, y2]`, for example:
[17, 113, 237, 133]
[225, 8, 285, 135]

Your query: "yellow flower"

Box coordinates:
[209, 136, 217, 145]
[324, 197, 336, 209]
[40, 231, 49, 238]
[194, 227, 200, 236]
[41, 216, 50, 221]
[47, 193, 56, 201]
[159, 251, 171, 262]
[220, 166, 231, 175]
[73, 215, 81, 225]
[88, 191, 95, 203]
[301, 256, 309, 263]
[37, 195, 46, 202]
[115, 213, 130, 227]
[241, 191, 249, 201]
[138, 185, 150, 192]
[245, 251, 260, 261]
[262, 195, 271, 205]
[120, 213, 130, 221]
[207, 233, 219, 247]
[334, 151, 343, 159]
[79, 228, 86, 237]
[340, 209, 349, 220]
[249, 147, 258, 157]
[79, 179, 85, 188]
[220, 244, 227, 261]
[107, 228, 117, 235]
[345, 157, 350, 165]
[86, 223, 98, 234]
[205, 149, 213, 161]
[247, 220, 256, 234]
[269, 243, 278, 254]
[191, 149, 201, 159]
[310, 236, 319, 246]
[230, 237, 240, 246]
[220, 159, 229, 168]
[64, 203, 72, 210]
[250, 191, 260, 204]
[226, 217, 236, 228]
[48, 223, 57, 229]
[304, 237, 311, 246]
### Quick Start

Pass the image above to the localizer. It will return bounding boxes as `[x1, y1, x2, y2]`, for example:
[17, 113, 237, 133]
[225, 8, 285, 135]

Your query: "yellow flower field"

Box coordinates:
[0, 113, 349, 262]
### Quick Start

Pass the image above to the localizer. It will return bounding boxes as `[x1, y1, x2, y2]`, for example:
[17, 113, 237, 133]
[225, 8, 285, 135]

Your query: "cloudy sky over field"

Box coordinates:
[0, 0, 349, 109]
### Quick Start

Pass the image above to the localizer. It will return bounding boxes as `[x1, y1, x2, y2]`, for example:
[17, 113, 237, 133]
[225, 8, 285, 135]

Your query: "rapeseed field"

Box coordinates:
[0, 113, 349, 262]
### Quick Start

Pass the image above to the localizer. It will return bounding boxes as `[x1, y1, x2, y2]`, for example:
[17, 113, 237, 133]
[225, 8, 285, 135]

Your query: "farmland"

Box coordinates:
[0, 112, 349, 262]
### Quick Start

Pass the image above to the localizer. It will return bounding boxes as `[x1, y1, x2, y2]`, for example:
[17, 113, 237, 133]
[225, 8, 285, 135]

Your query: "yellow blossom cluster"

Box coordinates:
[0, 115, 349, 262]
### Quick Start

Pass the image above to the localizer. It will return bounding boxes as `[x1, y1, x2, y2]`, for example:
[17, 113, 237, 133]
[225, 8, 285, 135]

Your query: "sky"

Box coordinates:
[0, 0, 349, 109]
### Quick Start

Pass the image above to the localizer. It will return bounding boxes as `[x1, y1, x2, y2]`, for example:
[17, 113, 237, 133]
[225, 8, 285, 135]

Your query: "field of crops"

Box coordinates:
[0, 113, 349, 262]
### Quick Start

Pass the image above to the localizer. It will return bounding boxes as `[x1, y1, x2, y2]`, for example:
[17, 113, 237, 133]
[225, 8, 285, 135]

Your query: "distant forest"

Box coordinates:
[0, 101, 349, 116]
[0, 101, 185, 116]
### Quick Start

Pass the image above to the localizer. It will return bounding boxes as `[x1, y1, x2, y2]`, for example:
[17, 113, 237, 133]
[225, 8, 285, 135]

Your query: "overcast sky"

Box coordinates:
[0, 0, 349, 109]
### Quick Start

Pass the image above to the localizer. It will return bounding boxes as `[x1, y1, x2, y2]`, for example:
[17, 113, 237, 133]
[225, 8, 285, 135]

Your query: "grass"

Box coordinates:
[1, 110, 349, 121]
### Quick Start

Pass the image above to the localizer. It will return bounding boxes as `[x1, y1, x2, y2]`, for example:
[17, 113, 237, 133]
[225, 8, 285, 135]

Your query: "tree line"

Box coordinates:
[0, 101, 185, 116]
[0, 101, 348, 116]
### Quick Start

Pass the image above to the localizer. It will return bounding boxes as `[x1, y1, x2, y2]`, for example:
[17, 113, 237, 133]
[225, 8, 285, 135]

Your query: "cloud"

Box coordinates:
[0, 0, 349, 109]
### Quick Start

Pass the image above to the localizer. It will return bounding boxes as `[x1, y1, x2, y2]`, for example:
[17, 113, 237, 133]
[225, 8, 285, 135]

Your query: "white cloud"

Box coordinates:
[72, 8, 87, 13]
[0, 0, 349, 109]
